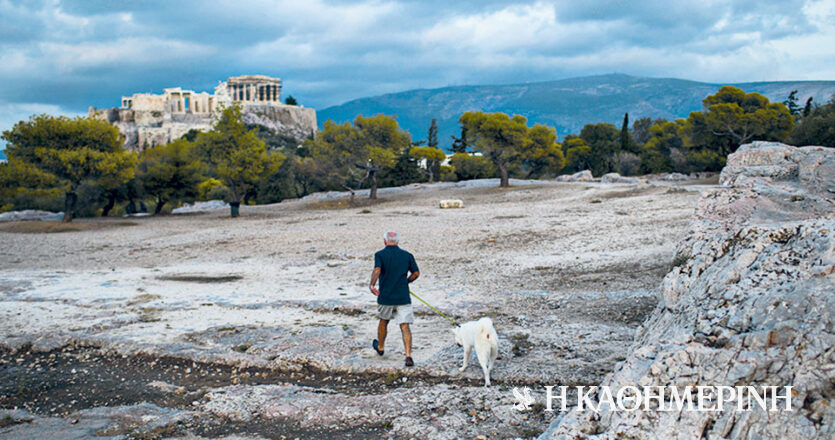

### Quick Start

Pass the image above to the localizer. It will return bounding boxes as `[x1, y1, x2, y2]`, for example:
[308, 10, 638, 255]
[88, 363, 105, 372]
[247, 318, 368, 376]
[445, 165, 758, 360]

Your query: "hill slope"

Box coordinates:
[318, 74, 835, 148]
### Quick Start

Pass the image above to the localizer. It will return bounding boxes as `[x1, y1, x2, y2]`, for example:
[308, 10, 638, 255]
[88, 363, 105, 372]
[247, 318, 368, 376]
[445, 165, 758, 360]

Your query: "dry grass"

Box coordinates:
[0, 220, 138, 234]
[306, 197, 383, 210]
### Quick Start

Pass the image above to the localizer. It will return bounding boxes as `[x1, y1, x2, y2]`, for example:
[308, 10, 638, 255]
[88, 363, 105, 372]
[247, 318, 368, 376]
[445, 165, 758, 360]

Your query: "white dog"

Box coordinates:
[452, 317, 499, 386]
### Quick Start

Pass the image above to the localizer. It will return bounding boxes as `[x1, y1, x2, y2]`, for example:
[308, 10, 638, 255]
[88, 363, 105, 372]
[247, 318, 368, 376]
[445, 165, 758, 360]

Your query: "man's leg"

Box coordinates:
[400, 323, 412, 358]
[377, 319, 389, 351]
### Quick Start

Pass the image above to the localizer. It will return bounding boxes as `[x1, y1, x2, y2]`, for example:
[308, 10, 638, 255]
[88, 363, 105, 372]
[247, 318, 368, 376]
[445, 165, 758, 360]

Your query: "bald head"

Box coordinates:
[384, 231, 399, 246]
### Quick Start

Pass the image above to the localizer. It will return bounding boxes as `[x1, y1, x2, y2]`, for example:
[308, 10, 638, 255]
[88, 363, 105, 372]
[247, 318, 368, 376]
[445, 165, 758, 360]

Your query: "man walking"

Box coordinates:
[370, 231, 420, 367]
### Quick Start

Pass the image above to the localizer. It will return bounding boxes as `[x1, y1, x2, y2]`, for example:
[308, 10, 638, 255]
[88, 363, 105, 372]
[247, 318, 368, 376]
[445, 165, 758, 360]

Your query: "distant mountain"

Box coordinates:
[318, 74, 835, 149]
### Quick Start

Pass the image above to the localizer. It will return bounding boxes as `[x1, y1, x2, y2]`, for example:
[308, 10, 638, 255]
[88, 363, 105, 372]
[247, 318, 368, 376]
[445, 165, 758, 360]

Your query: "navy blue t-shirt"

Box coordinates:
[374, 245, 419, 305]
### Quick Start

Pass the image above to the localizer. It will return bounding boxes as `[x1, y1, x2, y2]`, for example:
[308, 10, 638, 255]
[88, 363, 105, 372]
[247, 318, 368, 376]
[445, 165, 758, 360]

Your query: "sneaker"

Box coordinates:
[405, 356, 414, 367]
[372, 339, 384, 356]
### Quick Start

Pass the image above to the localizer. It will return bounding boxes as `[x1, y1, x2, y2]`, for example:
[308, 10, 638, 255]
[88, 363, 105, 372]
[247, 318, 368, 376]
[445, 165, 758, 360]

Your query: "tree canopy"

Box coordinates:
[306, 114, 411, 199]
[409, 146, 446, 183]
[684, 86, 793, 156]
[137, 139, 203, 214]
[192, 105, 284, 208]
[1, 114, 136, 221]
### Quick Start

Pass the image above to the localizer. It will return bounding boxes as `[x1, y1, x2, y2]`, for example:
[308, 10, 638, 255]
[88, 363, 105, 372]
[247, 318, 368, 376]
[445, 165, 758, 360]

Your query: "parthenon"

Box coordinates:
[220, 74, 282, 104]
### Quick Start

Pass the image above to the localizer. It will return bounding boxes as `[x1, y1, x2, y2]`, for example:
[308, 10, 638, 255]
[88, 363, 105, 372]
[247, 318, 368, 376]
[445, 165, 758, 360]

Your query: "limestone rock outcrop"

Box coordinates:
[601, 172, 639, 184]
[92, 105, 317, 151]
[557, 170, 595, 182]
[542, 142, 834, 439]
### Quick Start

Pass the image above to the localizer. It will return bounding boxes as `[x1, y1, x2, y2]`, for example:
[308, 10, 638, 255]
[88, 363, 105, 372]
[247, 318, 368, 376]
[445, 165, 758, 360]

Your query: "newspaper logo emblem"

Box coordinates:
[513, 386, 535, 411]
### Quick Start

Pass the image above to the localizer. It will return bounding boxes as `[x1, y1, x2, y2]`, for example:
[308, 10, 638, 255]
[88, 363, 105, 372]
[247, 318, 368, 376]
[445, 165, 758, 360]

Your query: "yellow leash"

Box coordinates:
[409, 290, 458, 326]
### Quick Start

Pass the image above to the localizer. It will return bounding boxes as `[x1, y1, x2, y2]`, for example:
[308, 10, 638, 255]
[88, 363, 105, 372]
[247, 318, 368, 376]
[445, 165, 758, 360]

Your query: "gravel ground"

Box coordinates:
[0, 178, 710, 439]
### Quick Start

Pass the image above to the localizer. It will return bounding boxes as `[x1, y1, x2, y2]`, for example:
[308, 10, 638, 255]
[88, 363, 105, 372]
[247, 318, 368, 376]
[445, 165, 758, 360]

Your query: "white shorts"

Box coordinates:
[378, 304, 414, 324]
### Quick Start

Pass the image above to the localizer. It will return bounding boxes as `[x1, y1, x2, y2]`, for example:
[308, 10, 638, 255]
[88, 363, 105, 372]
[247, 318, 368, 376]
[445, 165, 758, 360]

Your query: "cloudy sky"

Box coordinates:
[1, 0, 834, 143]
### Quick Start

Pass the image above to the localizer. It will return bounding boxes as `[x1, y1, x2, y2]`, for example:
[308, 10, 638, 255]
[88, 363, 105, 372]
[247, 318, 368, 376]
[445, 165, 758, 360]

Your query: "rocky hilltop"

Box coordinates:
[542, 142, 834, 439]
[91, 104, 317, 151]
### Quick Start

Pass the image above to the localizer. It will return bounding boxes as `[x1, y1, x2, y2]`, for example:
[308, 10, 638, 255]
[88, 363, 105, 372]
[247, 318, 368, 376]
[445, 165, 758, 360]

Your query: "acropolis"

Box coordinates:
[90, 75, 317, 151]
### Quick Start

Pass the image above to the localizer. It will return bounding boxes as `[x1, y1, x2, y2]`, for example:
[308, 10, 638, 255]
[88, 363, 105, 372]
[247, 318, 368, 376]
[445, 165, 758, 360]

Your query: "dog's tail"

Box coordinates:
[475, 317, 499, 359]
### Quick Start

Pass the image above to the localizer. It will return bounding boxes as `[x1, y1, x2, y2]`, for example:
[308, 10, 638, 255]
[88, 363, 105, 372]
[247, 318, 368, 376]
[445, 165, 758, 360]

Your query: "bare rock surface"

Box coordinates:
[0, 177, 709, 438]
[600, 173, 639, 184]
[0, 210, 63, 222]
[542, 142, 834, 439]
[557, 170, 595, 182]
[0, 403, 194, 439]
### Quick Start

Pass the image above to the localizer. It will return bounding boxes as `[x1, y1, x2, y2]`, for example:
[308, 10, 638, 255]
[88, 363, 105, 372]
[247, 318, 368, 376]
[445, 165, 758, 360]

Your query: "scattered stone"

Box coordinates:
[557, 170, 594, 182]
[0, 210, 64, 222]
[172, 200, 229, 214]
[440, 199, 464, 209]
[600, 173, 639, 184]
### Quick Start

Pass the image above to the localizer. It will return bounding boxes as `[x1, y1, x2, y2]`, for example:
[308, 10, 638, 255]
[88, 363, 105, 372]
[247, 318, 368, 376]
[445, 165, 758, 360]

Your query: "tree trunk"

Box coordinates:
[369, 170, 378, 199]
[154, 196, 165, 215]
[428, 162, 435, 183]
[498, 163, 509, 187]
[101, 192, 117, 217]
[62, 191, 77, 223]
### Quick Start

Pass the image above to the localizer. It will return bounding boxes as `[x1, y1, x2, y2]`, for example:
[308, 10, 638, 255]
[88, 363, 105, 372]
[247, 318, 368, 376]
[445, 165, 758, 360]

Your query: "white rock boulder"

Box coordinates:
[439, 199, 464, 209]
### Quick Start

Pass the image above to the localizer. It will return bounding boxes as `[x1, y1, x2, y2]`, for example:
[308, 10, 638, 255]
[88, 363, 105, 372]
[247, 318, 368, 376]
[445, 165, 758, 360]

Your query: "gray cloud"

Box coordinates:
[1, 0, 833, 143]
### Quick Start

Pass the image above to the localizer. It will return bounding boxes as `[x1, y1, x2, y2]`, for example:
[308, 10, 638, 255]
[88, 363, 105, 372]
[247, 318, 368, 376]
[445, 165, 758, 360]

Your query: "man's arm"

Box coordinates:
[370, 267, 381, 296]
[408, 254, 420, 284]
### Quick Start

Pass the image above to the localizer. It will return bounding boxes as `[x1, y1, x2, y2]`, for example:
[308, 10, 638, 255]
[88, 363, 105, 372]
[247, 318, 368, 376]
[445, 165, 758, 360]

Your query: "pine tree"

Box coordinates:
[427, 118, 438, 149]
[620, 112, 630, 152]
[803, 97, 813, 117]
[451, 126, 469, 154]
[783, 90, 801, 116]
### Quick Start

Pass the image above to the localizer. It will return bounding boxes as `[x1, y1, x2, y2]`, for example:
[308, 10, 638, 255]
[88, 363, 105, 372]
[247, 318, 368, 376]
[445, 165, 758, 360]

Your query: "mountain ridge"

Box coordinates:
[318, 73, 835, 149]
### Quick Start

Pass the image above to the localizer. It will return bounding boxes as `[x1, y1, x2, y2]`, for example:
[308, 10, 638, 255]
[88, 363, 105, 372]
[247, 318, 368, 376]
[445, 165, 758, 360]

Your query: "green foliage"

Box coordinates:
[137, 139, 204, 213]
[427, 118, 439, 148]
[641, 120, 686, 173]
[620, 112, 636, 153]
[378, 148, 423, 188]
[440, 164, 456, 181]
[1, 114, 136, 221]
[631, 117, 667, 146]
[180, 129, 202, 142]
[450, 125, 469, 154]
[409, 146, 446, 182]
[684, 86, 793, 156]
[0, 161, 63, 212]
[192, 105, 284, 205]
[459, 111, 530, 187]
[686, 149, 725, 172]
[197, 178, 224, 200]
[448, 153, 495, 181]
[789, 99, 835, 147]
[579, 122, 620, 176]
[285, 95, 298, 106]
[561, 135, 592, 173]
[519, 124, 564, 178]
[307, 114, 411, 199]
[783, 90, 801, 116]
